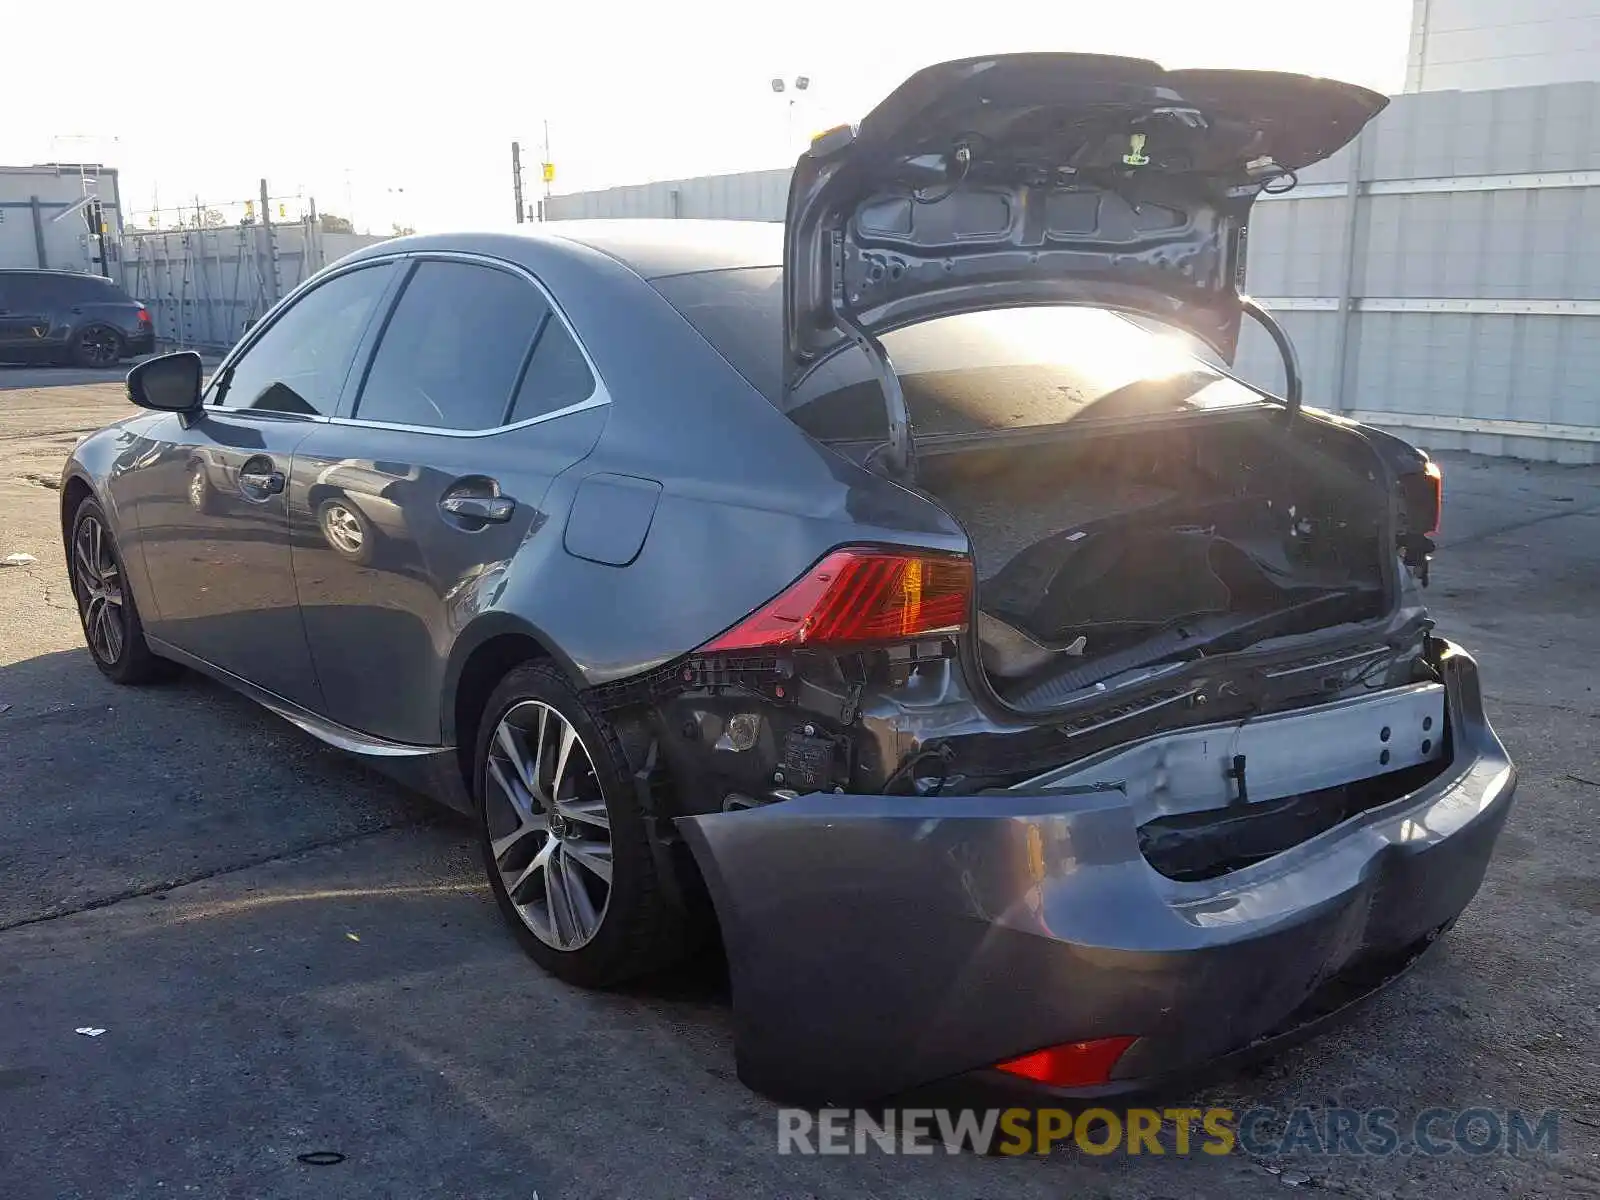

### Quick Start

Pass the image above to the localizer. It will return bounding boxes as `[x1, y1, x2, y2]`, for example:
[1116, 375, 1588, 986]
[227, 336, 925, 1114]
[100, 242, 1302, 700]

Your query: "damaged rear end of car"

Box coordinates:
[634, 53, 1511, 1105]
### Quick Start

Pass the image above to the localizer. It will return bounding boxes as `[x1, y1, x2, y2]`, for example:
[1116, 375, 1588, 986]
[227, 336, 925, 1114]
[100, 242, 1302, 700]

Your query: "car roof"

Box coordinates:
[0, 269, 116, 281]
[522, 219, 782, 279]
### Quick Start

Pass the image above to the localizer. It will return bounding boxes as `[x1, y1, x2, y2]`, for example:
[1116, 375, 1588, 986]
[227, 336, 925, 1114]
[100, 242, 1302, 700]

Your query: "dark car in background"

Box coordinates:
[58, 53, 1514, 1107]
[0, 268, 154, 366]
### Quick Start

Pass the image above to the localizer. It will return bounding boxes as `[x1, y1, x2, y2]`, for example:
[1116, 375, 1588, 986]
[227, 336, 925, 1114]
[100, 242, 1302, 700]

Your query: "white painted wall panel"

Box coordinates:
[545, 82, 1600, 459]
[1407, 0, 1600, 91]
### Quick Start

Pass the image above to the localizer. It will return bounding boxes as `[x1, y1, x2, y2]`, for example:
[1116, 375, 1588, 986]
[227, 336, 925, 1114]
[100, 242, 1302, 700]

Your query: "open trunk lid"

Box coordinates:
[782, 53, 1385, 394]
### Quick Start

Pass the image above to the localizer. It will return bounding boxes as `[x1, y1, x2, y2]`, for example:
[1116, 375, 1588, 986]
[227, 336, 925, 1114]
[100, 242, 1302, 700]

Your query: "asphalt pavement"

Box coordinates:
[1, 373, 1596, 1199]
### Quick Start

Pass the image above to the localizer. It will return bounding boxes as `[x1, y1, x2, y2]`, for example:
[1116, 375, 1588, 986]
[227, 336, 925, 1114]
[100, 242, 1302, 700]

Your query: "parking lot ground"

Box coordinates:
[2, 376, 1597, 1199]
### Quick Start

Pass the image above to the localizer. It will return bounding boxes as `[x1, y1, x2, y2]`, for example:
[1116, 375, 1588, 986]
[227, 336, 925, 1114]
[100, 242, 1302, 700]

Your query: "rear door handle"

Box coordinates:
[441, 494, 516, 523]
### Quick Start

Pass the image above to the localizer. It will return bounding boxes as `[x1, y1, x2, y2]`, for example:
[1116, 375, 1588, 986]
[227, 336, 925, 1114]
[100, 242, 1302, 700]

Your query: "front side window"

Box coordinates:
[214, 263, 394, 416]
[354, 260, 551, 431]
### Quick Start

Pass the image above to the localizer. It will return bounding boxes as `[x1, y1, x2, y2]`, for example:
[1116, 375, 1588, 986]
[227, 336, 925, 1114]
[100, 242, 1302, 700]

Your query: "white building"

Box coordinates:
[0, 163, 124, 274]
[1407, 0, 1600, 91]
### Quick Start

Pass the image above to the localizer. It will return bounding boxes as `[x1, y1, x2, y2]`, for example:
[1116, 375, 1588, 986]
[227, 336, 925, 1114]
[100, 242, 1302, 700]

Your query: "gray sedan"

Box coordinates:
[59, 53, 1513, 1105]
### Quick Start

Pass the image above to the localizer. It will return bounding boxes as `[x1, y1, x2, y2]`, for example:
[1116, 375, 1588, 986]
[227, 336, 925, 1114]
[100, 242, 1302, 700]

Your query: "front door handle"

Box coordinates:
[441, 493, 516, 523]
[238, 469, 285, 497]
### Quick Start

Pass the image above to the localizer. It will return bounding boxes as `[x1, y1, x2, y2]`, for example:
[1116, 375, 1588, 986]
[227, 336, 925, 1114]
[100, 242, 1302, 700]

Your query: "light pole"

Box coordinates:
[769, 75, 811, 158]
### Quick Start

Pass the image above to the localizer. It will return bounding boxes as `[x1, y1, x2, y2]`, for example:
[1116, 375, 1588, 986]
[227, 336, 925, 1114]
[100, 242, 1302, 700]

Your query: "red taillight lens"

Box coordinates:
[699, 548, 973, 653]
[137, 307, 151, 325]
[993, 1036, 1138, 1088]
[1422, 460, 1442, 536]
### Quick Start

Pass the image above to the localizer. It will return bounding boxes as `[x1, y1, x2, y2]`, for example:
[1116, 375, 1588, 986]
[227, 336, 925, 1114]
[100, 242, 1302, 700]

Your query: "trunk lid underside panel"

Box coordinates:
[783, 53, 1387, 391]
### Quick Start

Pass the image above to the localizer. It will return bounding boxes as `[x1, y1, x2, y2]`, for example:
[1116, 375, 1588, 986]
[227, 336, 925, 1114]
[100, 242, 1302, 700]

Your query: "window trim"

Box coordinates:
[332, 250, 608, 439]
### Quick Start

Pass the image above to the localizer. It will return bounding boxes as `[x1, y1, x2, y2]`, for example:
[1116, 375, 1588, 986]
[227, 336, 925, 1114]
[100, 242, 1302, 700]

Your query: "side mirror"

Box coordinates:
[127, 351, 203, 415]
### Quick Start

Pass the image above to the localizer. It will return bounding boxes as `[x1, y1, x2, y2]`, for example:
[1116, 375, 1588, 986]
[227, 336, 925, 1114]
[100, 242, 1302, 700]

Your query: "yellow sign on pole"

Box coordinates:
[541, 162, 556, 184]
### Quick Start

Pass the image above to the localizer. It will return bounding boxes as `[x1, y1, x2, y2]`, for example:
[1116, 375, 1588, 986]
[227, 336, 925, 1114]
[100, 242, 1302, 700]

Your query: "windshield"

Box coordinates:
[651, 266, 1263, 443]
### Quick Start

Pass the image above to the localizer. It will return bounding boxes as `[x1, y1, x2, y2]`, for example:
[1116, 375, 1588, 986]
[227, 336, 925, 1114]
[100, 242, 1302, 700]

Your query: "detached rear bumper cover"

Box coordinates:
[677, 642, 1514, 1105]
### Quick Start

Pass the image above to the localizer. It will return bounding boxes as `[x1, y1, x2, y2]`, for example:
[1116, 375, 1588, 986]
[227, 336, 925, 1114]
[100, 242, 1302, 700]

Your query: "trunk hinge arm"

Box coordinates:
[836, 312, 915, 484]
[1241, 296, 1303, 422]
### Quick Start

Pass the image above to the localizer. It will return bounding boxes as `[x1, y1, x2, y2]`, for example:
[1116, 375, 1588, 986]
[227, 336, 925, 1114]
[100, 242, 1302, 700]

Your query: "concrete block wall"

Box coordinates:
[544, 168, 790, 222]
[545, 81, 1600, 462]
[1407, 0, 1600, 92]
[1233, 80, 1600, 464]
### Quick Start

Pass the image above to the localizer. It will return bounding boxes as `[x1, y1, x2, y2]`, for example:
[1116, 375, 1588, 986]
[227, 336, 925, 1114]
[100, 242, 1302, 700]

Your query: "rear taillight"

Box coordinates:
[1422, 460, 1442, 536]
[137, 307, 151, 325]
[699, 548, 973, 653]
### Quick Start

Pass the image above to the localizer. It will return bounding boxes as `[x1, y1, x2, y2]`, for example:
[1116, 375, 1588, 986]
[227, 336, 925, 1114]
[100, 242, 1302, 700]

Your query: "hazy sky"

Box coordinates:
[2, 0, 1412, 233]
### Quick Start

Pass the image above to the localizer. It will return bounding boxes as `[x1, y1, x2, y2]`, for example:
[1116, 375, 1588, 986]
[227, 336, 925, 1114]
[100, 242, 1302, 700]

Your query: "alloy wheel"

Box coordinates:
[72, 514, 125, 664]
[484, 700, 615, 951]
[79, 327, 120, 367]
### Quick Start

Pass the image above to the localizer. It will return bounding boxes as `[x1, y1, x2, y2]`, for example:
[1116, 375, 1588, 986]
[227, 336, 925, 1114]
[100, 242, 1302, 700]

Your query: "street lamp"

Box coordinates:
[769, 75, 812, 156]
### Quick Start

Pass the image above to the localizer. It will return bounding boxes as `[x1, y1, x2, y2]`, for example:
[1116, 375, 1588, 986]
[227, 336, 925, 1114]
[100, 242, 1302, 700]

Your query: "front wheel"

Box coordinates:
[68, 498, 172, 684]
[475, 661, 693, 987]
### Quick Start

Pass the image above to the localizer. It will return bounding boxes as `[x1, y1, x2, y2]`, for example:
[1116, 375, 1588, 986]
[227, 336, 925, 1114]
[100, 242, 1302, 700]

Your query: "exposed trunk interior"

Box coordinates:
[917, 408, 1392, 712]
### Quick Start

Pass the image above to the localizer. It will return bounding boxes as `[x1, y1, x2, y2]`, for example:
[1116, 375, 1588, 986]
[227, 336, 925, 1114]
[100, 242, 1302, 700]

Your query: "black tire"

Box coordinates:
[69, 325, 124, 369]
[475, 660, 692, 988]
[67, 497, 173, 684]
[316, 497, 377, 566]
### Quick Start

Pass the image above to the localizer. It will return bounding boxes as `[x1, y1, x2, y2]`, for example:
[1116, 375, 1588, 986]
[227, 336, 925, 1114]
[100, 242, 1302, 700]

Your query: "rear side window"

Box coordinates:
[11, 274, 123, 304]
[61, 275, 124, 302]
[213, 263, 394, 416]
[354, 260, 550, 431]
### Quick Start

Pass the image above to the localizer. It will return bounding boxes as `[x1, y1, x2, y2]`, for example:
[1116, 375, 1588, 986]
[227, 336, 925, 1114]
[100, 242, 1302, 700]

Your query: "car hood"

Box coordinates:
[782, 53, 1385, 394]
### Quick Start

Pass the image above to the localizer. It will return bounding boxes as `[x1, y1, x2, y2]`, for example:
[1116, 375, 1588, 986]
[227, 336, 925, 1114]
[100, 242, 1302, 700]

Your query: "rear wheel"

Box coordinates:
[316, 497, 376, 565]
[475, 661, 691, 987]
[68, 498, 171, 684]
[70, 325, 124, 368]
